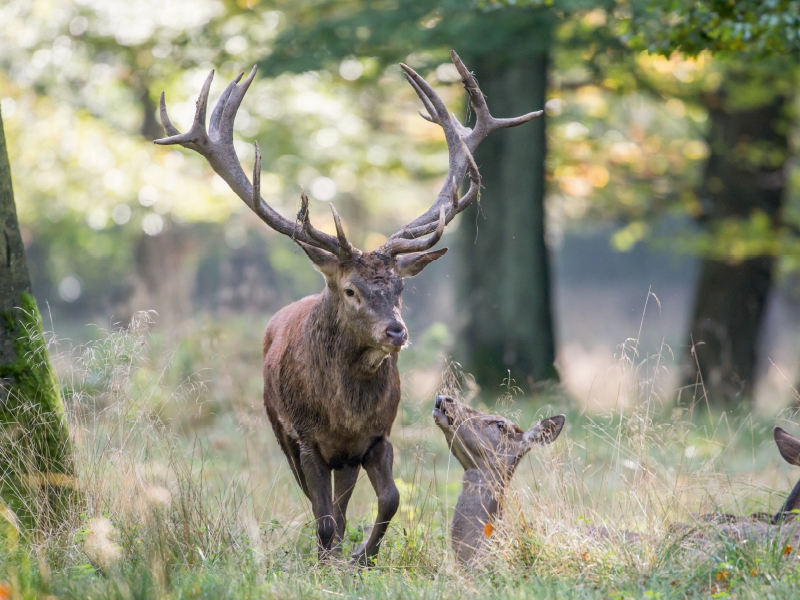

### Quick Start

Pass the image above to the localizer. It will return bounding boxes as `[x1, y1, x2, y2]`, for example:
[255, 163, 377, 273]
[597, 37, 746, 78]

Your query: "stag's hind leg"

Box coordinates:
[350, 436, 399, 566]
[265, 402, 309, 496]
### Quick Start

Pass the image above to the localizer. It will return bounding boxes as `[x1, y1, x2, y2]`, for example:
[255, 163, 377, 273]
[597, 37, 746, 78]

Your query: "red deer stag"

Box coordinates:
[155, 51, 542, 564]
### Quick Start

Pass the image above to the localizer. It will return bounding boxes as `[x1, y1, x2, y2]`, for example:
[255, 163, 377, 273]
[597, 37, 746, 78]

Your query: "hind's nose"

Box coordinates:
[435, 395, 444, 409]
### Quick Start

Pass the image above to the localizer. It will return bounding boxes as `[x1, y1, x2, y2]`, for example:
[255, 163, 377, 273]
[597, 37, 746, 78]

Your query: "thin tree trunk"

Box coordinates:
[456, 53, 558, 394]
[0, 108, 74, 525]
[683, 90, 788, 405]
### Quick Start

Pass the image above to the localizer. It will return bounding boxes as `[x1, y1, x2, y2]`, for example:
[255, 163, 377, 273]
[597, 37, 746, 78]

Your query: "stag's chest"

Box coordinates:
[308, 393, 397, 467]
[278, 351, 398, 443]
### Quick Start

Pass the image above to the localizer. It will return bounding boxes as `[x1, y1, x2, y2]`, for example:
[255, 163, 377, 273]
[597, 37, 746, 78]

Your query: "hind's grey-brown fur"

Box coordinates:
[432, 395, 565, 564]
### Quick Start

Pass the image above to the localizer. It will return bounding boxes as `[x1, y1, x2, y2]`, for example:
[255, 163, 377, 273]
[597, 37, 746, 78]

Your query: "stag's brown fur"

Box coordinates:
[263, 249, 446, 563]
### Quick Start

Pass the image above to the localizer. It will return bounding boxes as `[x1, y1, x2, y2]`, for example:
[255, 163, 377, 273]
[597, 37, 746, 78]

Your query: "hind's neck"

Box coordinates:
[451, 469, 503, 564]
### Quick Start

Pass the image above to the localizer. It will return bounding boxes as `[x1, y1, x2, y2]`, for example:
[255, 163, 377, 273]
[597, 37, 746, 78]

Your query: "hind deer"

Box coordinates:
[432, 394, 565, 564]
[155, 51, 542, 564]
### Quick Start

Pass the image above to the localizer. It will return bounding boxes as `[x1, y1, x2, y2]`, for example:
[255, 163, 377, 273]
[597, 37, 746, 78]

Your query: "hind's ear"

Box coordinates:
[775, 427, 800, 466]
[522, 415, 566, 447]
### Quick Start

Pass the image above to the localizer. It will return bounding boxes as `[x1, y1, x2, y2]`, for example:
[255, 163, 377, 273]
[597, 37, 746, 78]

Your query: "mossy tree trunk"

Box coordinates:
[0, 107, 74, 525]
[682, 86, 789, 405]
[456, 52, 559, 394]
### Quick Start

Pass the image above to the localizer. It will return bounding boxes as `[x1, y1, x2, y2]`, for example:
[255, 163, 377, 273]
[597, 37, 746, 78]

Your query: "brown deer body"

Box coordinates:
[433, 394, 564, 564]
[155, 52, 542, 563]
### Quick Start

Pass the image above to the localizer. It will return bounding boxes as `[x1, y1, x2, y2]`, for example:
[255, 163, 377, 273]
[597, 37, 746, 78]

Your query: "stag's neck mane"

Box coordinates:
[305, 288, 392, 378]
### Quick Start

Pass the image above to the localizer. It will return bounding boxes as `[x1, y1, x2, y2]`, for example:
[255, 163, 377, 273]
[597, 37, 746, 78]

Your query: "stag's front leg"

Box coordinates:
[332, 465, 360, 555]
[299, 444, 336, 561]
[350, 437, 400, 566]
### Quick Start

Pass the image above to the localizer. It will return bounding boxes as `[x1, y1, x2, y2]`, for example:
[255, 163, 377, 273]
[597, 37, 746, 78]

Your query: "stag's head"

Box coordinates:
[433, 395, 565, 481]
[154, 51, 541, 355]
[299, 236, 447, 353]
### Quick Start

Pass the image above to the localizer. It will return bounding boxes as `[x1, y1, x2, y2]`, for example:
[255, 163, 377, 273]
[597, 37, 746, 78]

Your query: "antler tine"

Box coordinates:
[156, 69, 214, 147]
[219, 65, 257, 142]
[404, 72, 439, 124]
[329, 203, 357, 260]
[159, 92, 180, 136]
[155, 68, 349, 259]
[296, 189, 344, 256]
[450, 50, 543, 137]
[209, 71, 244, 137]
[400, 65, 459, 146]
[383, 206, 446, 255]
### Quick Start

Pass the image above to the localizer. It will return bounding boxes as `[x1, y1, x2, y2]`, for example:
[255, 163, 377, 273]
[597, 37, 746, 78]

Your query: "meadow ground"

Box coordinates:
[3, 313, 800, 599]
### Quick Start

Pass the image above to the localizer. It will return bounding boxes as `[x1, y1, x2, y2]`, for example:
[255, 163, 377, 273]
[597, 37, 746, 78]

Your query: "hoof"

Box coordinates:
[349, 544, 376, 568]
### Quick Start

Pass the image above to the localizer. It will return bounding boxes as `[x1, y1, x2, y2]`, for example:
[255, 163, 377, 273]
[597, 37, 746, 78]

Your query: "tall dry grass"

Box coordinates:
[0, 309, 798, 597]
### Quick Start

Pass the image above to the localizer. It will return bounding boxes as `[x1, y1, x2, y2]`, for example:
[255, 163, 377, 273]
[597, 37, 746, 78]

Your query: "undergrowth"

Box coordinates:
[0, 311, 799, 598]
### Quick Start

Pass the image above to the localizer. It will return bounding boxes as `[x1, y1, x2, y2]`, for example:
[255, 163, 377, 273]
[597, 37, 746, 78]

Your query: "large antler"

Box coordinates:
[379, 50, 543, 255]
[155, 67, 357, 261]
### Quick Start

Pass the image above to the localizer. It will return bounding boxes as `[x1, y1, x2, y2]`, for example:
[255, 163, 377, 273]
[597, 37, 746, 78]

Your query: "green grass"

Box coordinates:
[2, 313, 800, 598]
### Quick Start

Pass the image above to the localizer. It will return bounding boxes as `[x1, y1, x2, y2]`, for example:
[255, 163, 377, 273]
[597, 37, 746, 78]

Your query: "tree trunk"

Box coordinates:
[682, 90, 788, 405]
[456, 53, 558, 394]
[0, 108, 74, 525]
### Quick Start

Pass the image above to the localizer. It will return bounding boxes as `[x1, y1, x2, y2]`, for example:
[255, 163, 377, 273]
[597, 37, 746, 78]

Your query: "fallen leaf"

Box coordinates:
[784, 544, 793, 555]
[484, 523, 493, 537]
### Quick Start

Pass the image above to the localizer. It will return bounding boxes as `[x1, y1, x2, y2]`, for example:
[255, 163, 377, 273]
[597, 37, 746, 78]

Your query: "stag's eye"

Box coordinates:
[345, 288, 355, 297]
[495, 421, 505, 431]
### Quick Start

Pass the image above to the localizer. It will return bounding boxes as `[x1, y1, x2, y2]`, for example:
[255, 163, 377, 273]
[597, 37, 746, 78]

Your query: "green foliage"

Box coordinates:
[626, 0, 800, 58]
[264, 0, 562, 74]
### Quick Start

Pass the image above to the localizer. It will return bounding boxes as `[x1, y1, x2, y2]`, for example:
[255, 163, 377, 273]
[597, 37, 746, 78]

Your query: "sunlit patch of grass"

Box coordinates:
[1, 312, 800, 597]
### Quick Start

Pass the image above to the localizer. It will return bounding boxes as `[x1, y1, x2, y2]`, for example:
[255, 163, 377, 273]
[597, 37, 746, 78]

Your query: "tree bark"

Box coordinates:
[682, 90, 788, 404]
[0, 107, 74, 525]
[456, 53, 558, 394]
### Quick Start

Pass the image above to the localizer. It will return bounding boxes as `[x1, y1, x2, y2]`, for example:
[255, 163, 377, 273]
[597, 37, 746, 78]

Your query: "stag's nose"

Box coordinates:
[435, 395, 444, 409]
[385, 323, 407, 346]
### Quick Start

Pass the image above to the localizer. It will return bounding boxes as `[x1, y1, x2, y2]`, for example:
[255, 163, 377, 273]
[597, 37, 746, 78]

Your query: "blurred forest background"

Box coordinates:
[3, 0, 800, 410]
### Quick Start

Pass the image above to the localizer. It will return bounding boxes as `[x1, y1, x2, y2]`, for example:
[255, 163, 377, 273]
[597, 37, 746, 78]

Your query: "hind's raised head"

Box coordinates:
[433, 394, 564, 483]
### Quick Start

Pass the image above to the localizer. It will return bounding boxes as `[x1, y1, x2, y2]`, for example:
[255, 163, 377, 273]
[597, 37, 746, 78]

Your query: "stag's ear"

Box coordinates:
[775, 427, 800, 467]
[396, 248, 448, 278]
[297, 241, 339, 279]
[522, 415, 565, 448]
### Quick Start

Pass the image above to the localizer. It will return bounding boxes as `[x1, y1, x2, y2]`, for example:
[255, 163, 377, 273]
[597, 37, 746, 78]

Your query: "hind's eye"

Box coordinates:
[345, 289, 355, 297]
